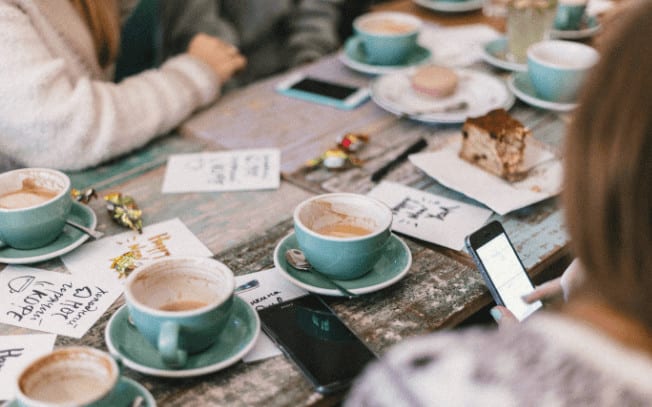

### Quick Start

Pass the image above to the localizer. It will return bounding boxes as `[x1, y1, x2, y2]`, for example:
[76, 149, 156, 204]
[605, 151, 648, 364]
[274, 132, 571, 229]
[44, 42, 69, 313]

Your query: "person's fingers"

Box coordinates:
[522, 277, 563, 303]
[490, 305, 518, 327]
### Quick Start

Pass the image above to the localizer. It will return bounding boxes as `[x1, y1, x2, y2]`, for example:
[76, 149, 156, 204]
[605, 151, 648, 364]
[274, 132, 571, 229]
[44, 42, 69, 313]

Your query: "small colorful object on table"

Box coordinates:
[71, 187, 97, 204]
[305, 133, 369, 170]
[105, 192, 143, 233]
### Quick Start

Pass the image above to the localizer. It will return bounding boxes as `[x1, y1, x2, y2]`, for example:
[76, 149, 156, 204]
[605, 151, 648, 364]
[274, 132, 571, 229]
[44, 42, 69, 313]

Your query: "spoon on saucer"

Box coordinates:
[284, 249, 359, 298]
[65, 219, 104, 240]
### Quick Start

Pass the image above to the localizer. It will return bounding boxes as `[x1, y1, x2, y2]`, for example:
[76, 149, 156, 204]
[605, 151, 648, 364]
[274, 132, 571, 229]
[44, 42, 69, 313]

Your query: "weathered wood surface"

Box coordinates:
[0, 11, 572, 407]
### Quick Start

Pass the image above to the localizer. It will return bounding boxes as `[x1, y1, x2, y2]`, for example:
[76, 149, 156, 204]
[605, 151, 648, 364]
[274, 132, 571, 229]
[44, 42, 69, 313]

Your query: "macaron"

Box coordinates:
[410, 65, 459, 98]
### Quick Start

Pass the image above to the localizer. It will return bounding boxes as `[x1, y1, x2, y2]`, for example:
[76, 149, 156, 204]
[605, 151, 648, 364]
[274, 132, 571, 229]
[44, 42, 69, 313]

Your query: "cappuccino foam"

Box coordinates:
[315, 223, 373, 238]
[0, 178, 58, 209]
[359, 18, 416, 34]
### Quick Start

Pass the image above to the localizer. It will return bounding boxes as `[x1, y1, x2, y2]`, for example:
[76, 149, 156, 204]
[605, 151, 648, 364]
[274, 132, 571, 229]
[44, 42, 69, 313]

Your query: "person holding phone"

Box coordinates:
[345, 2, 652, 404]
[0, 0, 245, 170]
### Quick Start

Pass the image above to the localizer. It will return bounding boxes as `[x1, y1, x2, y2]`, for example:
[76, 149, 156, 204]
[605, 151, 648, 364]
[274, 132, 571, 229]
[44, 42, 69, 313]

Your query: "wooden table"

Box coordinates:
[0, 3, 572, 406]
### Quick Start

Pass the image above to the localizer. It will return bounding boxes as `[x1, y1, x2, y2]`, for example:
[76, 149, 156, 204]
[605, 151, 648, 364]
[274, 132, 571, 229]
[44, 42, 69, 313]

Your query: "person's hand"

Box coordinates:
[187, 33, 246, 82]
[491, 259, 584, 326]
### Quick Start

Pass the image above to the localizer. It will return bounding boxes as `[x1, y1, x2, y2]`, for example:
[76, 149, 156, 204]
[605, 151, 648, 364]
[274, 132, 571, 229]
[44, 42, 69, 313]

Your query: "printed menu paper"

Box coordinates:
[62, 218, 213, 286]
[0, 266, 122, 338]
[368, 181, 492, 250]
[409, 136, 562, 215]
[162, 149, 281, 193]
[235, 268, 307, 363]
[0, 334, 56, 400]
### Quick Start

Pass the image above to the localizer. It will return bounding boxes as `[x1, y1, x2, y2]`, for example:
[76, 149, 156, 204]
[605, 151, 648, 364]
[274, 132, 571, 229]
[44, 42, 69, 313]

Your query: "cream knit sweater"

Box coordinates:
[0, 0, 221, 170]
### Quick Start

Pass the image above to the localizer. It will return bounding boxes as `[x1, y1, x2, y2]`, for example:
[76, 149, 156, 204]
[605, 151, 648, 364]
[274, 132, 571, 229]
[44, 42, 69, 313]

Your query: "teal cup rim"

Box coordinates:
[527, 40, 599, 72]
[293, 193, 393, 243]
[353, 11, 422, 39]
[124, 257, 235, 318]
[15, 346, 119, 407]
[0, 168, 71, 213]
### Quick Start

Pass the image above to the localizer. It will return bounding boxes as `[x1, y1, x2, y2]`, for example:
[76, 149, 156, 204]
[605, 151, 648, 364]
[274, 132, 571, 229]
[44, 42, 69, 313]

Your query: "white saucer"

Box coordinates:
[371, 68, 515, 123]
[413, 0, 483, 13]
[0, 202, 96, 264]
[508, 72, 577, 112]
[481, 37, 527, 72]
[273, 232, 411, 297]
[105, 299, 260, 378]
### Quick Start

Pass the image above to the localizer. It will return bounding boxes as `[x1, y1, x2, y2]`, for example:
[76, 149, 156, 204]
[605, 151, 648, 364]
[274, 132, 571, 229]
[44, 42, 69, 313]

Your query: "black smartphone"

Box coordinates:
[465, 220, 543, 321]
[258, 294, 376, 394]
[275, 73, 369, 110]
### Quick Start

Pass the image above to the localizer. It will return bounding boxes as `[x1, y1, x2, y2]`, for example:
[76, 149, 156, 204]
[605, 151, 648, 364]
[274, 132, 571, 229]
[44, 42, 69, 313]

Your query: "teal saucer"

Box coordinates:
[0, 202, 96, 264]
[339, 36, 431, 75]
[105, 297, 260, 378]
[2, 377, 156, 407]
[551, 15, 600, 40]
[508, 72, 577, 112]
[273, 232, 412, 296]
[481, 37, 527, 72]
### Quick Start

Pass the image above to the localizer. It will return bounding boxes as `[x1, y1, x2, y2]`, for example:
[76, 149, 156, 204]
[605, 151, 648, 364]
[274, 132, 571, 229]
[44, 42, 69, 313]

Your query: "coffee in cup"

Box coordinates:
[15, 347, 119, 407]
[527, 40, 599, 103]
[293, 193, 393, 280]
[353, 12, 422, 66]
[124, 257, 235, 367]
[0, 168, 72, 250]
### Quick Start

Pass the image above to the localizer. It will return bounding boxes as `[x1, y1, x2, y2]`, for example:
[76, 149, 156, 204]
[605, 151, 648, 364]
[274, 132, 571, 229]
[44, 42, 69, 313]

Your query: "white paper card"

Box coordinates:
[0, 266, 122, 338]
[0, 334, 57, 400]
[409, 136, 563, 215]
[367, 182, 492, 250]
[420, 24, 501, 67]
[62, 218, 213, 286]
[234, 268, 307, 363]
[162, 149, 281, 193]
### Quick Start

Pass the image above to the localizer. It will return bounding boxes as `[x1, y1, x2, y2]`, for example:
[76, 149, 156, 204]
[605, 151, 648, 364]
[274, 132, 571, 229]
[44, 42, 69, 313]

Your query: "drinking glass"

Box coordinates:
[506, 0, 557, 63]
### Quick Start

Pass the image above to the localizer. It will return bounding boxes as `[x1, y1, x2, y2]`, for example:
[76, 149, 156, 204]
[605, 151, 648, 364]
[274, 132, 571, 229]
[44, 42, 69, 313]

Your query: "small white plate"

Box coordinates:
[481, 37, 527, 72]
[550, 16, 601, 40]
[413, 0, 483, 13]
[371, 68, 515, 124]
[508, 72, 577, 112]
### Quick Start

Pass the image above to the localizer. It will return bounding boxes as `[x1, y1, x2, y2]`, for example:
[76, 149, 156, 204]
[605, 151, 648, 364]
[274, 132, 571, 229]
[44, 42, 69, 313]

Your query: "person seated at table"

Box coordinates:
[0, 0, 245, 171]
[345, 2, 652, 405]
[160, 0, 364, 87]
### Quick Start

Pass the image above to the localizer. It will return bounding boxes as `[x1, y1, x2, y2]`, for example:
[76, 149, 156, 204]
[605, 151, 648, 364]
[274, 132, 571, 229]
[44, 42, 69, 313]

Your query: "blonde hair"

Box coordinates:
[69, 0, 120, 67]
[564, 1, 652, 329]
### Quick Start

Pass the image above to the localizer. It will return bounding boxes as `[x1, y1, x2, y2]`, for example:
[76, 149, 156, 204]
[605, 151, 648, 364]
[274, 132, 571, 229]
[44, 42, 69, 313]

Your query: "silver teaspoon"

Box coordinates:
[284, 249, 359, 298]
[65, 219, 104, 240]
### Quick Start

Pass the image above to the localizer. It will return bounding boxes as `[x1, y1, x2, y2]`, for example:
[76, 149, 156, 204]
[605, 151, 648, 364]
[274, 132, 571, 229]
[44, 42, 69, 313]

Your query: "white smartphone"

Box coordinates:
[275, 73, 370, 110]
[465, 220, 543, 321]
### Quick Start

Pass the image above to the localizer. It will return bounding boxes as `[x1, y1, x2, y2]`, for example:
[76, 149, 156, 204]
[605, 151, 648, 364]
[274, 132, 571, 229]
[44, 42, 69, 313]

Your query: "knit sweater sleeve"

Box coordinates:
[0, 3, 221, 171]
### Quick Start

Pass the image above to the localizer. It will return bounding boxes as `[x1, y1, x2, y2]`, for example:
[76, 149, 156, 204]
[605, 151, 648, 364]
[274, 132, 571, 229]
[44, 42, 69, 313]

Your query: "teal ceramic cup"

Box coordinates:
[124, 257, 235, 368]
[353, 12, 422, 66]
[293, 193, 393, 280]
[527, 40, 599, 103]
[16, 347, 120, 407]
[554, 0, 587, 30]
[0, 168, 72, 250]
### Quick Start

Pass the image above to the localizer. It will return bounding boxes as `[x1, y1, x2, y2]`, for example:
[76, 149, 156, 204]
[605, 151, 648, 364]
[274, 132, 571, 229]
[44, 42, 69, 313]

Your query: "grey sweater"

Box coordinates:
[161, 0, 345, 86]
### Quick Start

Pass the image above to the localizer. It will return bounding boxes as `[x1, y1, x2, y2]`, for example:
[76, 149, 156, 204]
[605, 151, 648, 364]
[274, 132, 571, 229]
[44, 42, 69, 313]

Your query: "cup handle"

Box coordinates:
[0, 239, 6, 249]
[158, 321, 187, 367]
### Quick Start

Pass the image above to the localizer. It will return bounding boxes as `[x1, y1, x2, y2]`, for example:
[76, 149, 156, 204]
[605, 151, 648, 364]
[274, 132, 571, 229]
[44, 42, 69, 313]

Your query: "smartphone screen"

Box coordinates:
[468, 222, 542, 321]
[288, 78, 359, 101]
[258, 294, 376, 394]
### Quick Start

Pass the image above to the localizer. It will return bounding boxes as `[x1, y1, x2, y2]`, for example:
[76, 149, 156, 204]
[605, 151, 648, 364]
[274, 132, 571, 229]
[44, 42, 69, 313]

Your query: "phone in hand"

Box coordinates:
[275, 73, 369, 110]
[465, 220, 543, 321]
[257, 294, 376, 394]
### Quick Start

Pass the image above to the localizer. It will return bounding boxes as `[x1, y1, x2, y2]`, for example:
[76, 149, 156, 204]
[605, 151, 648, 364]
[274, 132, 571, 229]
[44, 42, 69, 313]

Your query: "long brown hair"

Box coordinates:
[69, 0, 120, 68]
[564, 1, 652, 329]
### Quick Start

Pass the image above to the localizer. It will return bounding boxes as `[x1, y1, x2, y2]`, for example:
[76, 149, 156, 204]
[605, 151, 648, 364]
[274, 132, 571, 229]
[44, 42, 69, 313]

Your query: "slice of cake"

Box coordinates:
[460, 109, 529, 181]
